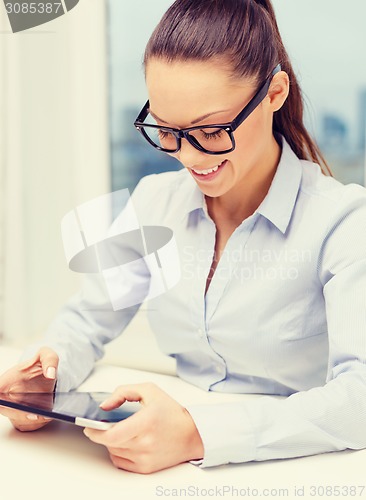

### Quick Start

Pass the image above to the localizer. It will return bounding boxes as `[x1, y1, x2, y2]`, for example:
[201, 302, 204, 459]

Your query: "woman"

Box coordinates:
[1, 0, 366, 473]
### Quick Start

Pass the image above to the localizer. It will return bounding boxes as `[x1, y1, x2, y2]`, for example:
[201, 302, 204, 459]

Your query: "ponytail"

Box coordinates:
[145, 0, 332, 176]
[253, 0, 332, 175]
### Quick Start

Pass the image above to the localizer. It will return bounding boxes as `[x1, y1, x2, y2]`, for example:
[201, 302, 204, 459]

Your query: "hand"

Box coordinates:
[83, 383, 204, 474]
[0, 347, 58, 432]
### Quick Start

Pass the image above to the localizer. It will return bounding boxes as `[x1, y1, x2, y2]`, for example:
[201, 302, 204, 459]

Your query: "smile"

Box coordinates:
[190, 160, 227, 181]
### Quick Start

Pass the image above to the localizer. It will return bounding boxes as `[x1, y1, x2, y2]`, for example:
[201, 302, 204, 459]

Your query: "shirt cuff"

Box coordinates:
[185, 401, 257, 468]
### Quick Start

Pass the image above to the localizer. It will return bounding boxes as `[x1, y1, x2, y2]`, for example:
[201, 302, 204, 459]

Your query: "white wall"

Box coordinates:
[0, 0, 110, 344]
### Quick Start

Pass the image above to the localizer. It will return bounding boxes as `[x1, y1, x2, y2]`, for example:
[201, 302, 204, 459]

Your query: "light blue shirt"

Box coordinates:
[24, 136, 366, 467]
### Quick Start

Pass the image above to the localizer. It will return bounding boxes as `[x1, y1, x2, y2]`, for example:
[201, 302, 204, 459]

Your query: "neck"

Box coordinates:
[206, 135, 281, 226]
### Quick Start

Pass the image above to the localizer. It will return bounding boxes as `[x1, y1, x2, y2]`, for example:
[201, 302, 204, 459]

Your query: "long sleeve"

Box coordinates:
[187, 189, 366, 467]
[21, 275, 146, 392]
[20, 176, 155, 391]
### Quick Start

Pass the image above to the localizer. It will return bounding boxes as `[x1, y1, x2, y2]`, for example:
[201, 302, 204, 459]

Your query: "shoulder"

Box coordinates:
[296, 159, 366, 227]
[299, 159, 366, 205]
[275, 140, 366, 279]
[297, 161, 366, 279]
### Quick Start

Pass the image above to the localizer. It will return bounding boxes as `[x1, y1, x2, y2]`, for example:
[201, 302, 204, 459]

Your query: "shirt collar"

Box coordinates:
[180, 136, 303, 234]
[256, 136, 303, 234]
[178, 172, 205, 222]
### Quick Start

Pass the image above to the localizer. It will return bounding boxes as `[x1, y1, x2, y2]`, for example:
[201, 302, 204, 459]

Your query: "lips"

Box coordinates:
[190, 160, 227, 181]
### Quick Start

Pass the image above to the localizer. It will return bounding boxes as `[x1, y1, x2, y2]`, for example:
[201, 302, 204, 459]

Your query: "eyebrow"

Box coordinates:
[148, 108, 231, 126]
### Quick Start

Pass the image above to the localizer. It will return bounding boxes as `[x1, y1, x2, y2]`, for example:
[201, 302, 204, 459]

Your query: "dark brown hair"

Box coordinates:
[144, 0, 332, 176]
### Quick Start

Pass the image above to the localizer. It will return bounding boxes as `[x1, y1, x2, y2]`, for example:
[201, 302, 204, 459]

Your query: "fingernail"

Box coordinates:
[46, 367, 56, 379]
[27, 414, 38, 421]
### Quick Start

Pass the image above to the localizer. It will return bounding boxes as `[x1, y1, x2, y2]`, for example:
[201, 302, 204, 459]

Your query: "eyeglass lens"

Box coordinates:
[141, 125, 233, 153]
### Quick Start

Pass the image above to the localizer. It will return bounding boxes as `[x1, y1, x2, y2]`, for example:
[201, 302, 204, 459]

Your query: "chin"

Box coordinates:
[198, 183, 230, 199]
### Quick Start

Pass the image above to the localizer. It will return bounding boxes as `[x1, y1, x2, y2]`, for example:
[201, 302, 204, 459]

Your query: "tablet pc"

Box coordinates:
[0, 391, 140, 430]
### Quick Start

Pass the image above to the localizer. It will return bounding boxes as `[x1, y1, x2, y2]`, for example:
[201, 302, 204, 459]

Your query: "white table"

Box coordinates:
[1, 346, 365, 500]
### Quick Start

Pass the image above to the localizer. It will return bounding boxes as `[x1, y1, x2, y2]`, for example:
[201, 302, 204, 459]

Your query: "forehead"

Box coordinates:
[145, 59, 254, 127]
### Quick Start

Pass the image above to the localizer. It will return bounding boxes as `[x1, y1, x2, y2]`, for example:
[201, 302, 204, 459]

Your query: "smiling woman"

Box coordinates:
[142, 0, 331, 175]
[2, 0, 366, 476]
[137, 61, 282, 218]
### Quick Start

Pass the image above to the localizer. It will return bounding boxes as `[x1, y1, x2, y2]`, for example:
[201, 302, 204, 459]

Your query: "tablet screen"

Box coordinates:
[0, 391, 139, 428]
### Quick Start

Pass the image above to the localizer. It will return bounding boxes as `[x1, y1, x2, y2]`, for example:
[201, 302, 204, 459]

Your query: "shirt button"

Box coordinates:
[197, 328, 205, 338]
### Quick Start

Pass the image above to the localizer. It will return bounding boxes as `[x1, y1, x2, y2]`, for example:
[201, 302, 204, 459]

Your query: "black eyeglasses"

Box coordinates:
[134, 64, 281, 156]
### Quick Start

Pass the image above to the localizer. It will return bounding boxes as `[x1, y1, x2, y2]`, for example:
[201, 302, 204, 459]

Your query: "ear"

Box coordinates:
[267, 71, 290, 112]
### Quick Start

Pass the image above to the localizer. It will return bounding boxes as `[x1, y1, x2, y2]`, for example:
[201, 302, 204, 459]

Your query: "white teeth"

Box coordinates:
[192, 160, 225, 175]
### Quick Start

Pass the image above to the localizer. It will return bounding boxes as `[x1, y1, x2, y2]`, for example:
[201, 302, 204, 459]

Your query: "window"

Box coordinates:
[108, 0, 179, 196]
[108, 0, 366, 191]
[273, 0, 366, 186]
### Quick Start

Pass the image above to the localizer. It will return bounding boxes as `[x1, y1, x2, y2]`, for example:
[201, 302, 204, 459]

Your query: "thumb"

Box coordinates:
[19, 347, 59, 380]
[39, 347, 59, 379]
[100, 383, 160, 410]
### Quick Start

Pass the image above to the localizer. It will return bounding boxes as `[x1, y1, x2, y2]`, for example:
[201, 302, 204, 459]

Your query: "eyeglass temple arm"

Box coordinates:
[135, 100, 150, 124]
[231, 64, 282, 131]
[135, 65, 281, 128]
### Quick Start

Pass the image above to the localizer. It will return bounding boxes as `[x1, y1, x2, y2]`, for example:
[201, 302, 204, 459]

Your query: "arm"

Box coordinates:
[186, 193, 366, 467]
[21, 276, 145, 392]
[20, 176, 156, 391]
[83, 188, 366, 472]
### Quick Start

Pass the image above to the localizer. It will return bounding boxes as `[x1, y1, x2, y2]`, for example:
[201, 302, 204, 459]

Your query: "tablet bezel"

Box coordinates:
[0, 391, 137, 430]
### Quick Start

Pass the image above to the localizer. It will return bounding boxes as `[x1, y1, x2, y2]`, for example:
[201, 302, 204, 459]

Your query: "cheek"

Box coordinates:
[231, 112, 265, 160]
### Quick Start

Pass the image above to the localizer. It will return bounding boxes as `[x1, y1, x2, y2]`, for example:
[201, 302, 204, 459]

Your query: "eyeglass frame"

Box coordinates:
[134, 64, 281, 156]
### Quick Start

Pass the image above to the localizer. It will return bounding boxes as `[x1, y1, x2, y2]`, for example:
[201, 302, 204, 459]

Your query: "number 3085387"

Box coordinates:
[5, 3, 62, 14]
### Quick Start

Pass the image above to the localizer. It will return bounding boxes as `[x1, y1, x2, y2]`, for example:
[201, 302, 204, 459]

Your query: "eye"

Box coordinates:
[157, 129, 175, 140]
[201, 129, 224, 140]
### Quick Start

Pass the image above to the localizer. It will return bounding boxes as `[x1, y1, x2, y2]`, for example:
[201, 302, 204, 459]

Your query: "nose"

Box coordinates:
[173, 137, 207, 169]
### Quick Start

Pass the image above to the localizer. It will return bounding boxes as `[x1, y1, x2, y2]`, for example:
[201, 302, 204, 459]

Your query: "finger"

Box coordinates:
[83, 409, 144, 446]
[0, 406, 37, 420]
[83, 427, 105, 443]
[0, 406, 21, 419]
[108, 453, 137, 472]
[0, 407, 52, 433]
[100, 383, 159, 410]
[107, 446, 132, 456]
[11, 418, 52, 432]
[18, 347, 59, 380]
[39, 348, 59, 379]
[0, 406, 51, 422]
[19, 415, 53, 426]
[109, 453, 155, 474]
[18, 352, 40, 371]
